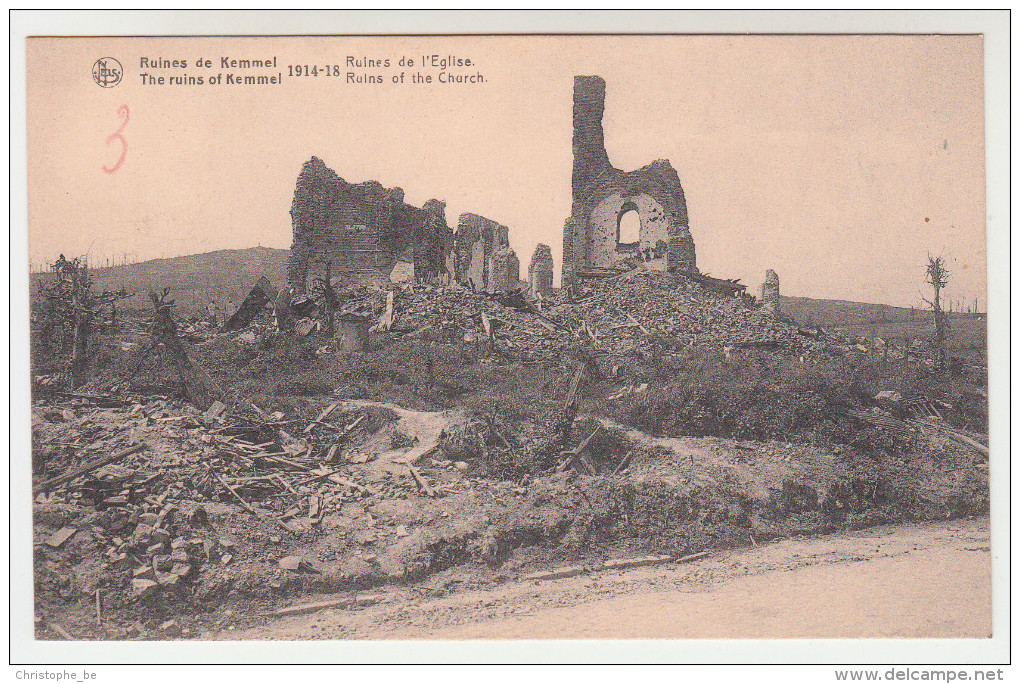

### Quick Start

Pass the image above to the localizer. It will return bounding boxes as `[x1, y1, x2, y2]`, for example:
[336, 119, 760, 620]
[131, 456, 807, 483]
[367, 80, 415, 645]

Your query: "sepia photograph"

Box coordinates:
[9, 9, 1009, 672]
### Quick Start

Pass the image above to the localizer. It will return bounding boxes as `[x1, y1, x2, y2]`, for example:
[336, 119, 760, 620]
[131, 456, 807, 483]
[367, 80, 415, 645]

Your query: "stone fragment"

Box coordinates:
[44, 527, 77, 548]
[157, 572, 179, 587]
[271, 593, 384, 617]
[131, 578, 159, 598]
[130, 524, 154, 547]
[132, 565, 156, 581]
[278, 555, 308, 572]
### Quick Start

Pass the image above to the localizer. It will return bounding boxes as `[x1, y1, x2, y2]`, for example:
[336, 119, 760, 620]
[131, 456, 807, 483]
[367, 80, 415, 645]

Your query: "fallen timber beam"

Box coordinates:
[34, 443, 148, 493]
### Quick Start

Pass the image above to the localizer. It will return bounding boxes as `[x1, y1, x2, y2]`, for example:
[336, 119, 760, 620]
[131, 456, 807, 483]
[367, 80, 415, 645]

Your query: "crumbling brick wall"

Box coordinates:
[528, 243, 555, 297]
[562, 76, 697, 287]
[454, 213, 519, 293]
[289, 157, 453, 291]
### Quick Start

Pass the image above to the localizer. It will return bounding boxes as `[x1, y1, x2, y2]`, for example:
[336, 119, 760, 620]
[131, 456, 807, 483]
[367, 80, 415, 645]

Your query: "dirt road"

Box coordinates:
[227, 516, 991, 640]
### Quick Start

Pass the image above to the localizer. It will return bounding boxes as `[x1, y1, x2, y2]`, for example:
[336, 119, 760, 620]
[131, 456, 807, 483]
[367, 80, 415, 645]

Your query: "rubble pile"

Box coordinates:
[550, 270, 831, 355]
[31, 394, 467, 609]
[375, 270, 835, 361]
[388, 283, 572, 354]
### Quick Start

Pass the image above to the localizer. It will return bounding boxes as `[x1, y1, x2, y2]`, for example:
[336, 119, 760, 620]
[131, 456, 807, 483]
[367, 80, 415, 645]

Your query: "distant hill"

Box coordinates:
[29, 246, 961, 325]
[779, 295, 925, 328]
[29, 247, 290, 314]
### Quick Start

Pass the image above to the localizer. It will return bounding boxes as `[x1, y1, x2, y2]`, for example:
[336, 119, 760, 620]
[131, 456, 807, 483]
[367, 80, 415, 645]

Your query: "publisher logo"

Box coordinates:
[92, 58, 123, 87]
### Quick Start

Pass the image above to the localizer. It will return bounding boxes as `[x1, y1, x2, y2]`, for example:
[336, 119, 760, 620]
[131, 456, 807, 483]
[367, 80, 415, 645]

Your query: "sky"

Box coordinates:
[26, 35, 986, 308]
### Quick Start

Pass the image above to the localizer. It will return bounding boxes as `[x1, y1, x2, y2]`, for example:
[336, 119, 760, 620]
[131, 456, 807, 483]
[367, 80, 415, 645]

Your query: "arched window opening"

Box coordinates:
[618, 209, 640, 249]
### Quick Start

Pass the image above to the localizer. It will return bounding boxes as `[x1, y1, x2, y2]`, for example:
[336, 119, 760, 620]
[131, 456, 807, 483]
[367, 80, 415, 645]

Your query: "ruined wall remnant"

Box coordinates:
[528, 244, 555, 297]
[761, 269, 780, 317]
[562, 76, 697, 287]
[288, 157, 453, 292]
[415, 199, 454, 285]
[454, 213, 519, 293]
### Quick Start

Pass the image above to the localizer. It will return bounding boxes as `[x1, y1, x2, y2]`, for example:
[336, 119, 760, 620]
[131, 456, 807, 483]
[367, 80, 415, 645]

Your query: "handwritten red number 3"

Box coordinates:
[102, 105, 129, 173]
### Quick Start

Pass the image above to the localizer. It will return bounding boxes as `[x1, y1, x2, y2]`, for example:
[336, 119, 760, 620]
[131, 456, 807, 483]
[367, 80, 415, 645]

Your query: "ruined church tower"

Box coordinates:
[562, 76, 697, 287]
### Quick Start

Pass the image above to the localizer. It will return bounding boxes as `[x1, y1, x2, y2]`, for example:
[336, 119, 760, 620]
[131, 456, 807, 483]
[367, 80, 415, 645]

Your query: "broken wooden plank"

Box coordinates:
[946, 431, 990, 456]
[338, 413, 366, 438]
[406, 462, 436, 497]
[675, 551, 710, 564]
[303, 403, 338, 434]
[624, 311, 650, 336]
[209, 468, 293, 533]
[307, 467, 377, 495]
[557, 424, 603, 473]
[563, 365, 585, 412]
[271, 593, 384, 617]
[612, 451, 633, 476]
[208, 468, 258, 515]
[601, 554, 673, 571]
[34, 443, 148, 492]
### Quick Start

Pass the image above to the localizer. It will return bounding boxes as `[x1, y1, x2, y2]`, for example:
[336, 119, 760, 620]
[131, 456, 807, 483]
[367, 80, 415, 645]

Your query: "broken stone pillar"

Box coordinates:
[761, 269, 780, 317]
[491, 248, 510, 294]
[415, 199, 451, 283]
[508, 250, 520, 289]
[455, 213, 518, 293]
[529, 244, 555, 297]
[562, 76, 696, 287]
[337, 313, 370, 353]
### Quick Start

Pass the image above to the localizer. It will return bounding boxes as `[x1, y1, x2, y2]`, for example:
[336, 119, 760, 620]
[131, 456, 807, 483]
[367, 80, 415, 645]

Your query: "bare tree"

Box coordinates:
[37, 255, 131, 388]
[922, 254, 951, 374]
